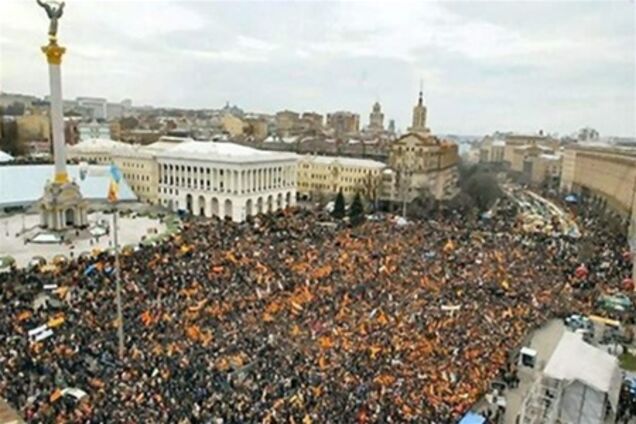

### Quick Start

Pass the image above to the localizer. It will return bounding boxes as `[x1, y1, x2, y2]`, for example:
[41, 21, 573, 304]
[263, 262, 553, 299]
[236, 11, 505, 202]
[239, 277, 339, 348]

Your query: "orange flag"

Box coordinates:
[50, 388, 62, 403]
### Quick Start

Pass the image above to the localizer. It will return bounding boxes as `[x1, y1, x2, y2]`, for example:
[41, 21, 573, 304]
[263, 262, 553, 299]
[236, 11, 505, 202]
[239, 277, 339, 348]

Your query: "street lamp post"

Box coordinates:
[112, 207, 125, 359]
[629, 170, 636, 288]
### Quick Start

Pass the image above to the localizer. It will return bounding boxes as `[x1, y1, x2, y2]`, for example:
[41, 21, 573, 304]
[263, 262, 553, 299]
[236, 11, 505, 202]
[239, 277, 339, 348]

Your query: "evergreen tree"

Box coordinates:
[349, 191, 365, 225]
[332, 190, 346, 219]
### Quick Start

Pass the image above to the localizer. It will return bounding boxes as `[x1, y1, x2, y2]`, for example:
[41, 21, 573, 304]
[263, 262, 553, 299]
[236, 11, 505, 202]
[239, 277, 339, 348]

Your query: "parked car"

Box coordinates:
[596, 294, 633, 313]
[564, 314, 594, 332]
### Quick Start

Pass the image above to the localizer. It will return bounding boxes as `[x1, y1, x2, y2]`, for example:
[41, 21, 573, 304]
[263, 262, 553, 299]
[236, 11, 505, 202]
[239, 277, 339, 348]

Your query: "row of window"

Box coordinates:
[301, 163, 376, 174]
[160, 177, 287, 193]
[130, 185, 151, 194]
[121, 161, 146, 169]
[124, 173, 150, 182]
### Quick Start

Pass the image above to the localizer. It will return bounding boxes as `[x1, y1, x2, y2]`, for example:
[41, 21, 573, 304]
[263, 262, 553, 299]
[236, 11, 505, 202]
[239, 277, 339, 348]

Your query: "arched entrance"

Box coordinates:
[185, 194, 193, 214]
[276, 193, 283, 210]
[267, 195, 273, 212]
[198, 195, 206, 217]
[224, 199, 233, 220]
[211, 198, 219, 217]
[65, 209, 75, 226]
[167, 199, 174, 211]
[257, 197, 263, 214]
[286, 192, 292, 208]
[245, 198, 253, 217]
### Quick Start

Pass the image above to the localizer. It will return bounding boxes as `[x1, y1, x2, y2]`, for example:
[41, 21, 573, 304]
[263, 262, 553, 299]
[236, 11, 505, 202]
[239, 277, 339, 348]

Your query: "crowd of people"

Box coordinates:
[0, 194, 632, 423]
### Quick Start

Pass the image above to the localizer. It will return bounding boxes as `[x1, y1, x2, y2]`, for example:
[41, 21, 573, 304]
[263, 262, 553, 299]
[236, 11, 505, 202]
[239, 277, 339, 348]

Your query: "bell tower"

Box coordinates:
[408, 81, 429, 134]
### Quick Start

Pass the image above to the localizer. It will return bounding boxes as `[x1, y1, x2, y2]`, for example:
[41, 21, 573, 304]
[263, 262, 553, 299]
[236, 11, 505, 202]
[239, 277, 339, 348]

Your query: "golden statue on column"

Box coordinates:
[37, 0, 88, 232]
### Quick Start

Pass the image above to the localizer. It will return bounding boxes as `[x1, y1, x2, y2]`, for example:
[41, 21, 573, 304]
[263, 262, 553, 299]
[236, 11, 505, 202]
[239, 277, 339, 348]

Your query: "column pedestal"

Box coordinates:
[40, 179, 88, 231]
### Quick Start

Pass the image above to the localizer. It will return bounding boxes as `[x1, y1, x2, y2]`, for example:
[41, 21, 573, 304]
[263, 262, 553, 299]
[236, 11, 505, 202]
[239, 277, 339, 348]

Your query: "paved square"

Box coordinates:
[0, 212, 166, 268]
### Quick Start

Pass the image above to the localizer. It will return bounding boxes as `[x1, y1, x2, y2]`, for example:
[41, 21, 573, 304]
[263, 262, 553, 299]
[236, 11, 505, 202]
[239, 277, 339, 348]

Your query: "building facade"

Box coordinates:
[78, 121, 111, 141]
[221, 114, 247, 137]
[368, 102, 384, 132]
[106, 99, 132, 120]
[76, 97, 107, 120]
[408, 91, 429, 134]
[502, 134, 558, 166]
[510, 143, 556, 174]
[300, 112, 324, 132]
[67, 138, 133, 165]
[326, 111, 360, 136]
[244, 116, 269, 139]
[112, 147, 160, 204]
[479, 137, 506, 163]
[156, 141, 298, 222]
[297, 155, 386, 201]
[387, 91, 459, 200]
[17, 113, 50, 144]
[388, 133, 459, 200]
[560, 144, 636, 214]
[275, 110, 300, 136]
[112, 137, 190, 204]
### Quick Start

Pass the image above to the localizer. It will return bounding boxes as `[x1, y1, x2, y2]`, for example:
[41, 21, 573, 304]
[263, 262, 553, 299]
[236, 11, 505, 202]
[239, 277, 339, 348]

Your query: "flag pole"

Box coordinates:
[112, 206, 125, 359]
[108, 162, 125, 359]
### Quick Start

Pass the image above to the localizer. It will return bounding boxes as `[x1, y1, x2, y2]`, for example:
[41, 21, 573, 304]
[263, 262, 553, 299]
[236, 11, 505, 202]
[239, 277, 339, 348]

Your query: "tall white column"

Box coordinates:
[42, 41, 68, 184]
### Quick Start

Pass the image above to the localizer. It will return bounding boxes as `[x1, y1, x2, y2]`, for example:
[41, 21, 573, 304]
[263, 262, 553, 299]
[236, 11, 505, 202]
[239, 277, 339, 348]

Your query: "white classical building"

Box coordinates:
[156, 141, 298, 222]
[67, 138, 133, 164]
[78, 121, 111, 141]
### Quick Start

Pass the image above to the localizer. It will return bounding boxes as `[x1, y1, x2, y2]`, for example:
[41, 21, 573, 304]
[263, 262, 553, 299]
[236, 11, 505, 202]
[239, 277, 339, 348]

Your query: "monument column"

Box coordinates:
[42, 40, 68, 183]
[37, 0, 87, 233]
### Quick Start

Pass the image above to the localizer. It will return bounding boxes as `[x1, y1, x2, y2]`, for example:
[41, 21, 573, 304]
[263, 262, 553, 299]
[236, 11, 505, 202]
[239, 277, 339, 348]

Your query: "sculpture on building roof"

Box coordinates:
[37, 0, 65, 39]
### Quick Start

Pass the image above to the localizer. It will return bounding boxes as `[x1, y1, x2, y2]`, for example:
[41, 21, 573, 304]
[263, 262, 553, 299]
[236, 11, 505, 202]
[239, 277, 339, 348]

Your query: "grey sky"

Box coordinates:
[1, 0, 634, 136]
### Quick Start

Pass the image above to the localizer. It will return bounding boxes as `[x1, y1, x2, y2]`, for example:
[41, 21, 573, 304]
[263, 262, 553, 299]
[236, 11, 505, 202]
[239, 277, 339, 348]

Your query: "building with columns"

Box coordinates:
[156, 141, 298, 222]
[67, 138, 133, 164]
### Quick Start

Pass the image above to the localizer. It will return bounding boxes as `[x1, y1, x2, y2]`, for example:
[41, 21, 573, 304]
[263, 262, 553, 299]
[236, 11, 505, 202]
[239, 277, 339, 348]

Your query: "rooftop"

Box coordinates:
[301, 154, 386, 169]
[539, 154, 561, 161]
[156, 140, 297, 163]
[68, 138, 133, 153]
[0, 164, 136, 208]
[544, 331, 621, 406]
[567, 142, 636, 158]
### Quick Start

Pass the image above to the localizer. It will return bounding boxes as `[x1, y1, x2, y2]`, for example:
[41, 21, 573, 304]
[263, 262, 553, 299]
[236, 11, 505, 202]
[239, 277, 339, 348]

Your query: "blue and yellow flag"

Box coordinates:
[107, 163, 123, 203]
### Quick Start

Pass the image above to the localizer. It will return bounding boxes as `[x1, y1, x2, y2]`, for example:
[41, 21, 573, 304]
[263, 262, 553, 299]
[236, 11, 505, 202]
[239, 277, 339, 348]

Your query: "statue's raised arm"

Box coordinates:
[36, 0, 65, 39]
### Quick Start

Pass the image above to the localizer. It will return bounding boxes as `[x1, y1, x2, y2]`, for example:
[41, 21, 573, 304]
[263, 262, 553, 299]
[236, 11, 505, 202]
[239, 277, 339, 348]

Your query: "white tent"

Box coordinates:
[543, 331, 622, 424]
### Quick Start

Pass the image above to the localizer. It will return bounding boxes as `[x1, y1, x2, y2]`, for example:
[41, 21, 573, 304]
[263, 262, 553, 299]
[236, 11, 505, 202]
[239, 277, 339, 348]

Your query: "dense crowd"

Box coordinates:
[0, 195, 632, 423]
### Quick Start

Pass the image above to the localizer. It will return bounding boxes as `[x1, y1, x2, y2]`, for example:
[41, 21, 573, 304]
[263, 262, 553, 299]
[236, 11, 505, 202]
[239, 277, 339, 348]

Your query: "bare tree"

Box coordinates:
[356, 171, 382, 211]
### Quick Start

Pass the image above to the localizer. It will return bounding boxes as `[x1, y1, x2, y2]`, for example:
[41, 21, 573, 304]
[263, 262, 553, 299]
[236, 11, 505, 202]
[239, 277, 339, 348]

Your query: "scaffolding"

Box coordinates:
[519, 377, 563, 424]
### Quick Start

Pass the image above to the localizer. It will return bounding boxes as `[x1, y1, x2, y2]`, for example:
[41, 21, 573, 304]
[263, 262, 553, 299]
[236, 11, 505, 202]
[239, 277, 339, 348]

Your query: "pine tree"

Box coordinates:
[349, 191, 365, 225]
[332, 190, 346, 219]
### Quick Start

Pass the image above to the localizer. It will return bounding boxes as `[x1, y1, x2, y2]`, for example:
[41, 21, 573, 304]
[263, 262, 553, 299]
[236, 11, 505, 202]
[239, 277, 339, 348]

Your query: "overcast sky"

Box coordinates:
[1, 0, 634, 136]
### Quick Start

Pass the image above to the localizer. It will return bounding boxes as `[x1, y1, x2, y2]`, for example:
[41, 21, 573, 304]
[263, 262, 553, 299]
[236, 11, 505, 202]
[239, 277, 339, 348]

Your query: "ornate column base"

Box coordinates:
[39, 180, 88, 232]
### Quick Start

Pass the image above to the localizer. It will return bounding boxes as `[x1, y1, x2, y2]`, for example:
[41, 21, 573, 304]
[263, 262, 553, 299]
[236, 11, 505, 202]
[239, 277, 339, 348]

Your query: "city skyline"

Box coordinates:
[1, 1, 634, 137]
